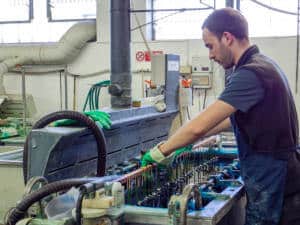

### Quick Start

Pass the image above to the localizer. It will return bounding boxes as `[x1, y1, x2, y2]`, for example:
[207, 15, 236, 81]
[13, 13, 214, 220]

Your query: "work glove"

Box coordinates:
[84, 111, 111, 129]
[53, 110, 111, 130]
[173, 144, 193, 157]
[141, 142, 193, 167]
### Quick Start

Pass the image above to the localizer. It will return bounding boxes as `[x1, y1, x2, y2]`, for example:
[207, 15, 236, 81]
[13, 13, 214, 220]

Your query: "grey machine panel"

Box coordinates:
[26, 54, 180, 182]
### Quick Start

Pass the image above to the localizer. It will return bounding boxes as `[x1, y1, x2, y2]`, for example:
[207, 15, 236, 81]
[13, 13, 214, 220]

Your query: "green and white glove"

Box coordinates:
[53, 110, 111, 130]
[141, 142, 193, 167]
[173, 144, 193, 157]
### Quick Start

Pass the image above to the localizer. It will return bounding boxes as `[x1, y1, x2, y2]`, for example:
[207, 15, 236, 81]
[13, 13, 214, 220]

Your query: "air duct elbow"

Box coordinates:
[39, 21, 96, 64]
[0, 20, 96, 66]
[0, 56, 28, 75]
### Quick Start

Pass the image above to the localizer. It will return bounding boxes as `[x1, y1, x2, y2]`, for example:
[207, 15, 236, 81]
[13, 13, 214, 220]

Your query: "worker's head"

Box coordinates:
[202, 8, 249, 69]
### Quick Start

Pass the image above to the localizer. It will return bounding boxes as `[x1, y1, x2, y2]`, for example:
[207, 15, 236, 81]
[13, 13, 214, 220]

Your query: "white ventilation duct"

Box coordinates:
[0, 20, 96, 93]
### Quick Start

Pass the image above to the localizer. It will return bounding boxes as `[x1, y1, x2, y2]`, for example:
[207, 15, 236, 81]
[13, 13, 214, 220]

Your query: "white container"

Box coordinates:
[45, 188, 79, 219]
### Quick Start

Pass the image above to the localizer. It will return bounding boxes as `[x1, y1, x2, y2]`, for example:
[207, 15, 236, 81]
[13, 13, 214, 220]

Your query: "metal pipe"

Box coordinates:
[117, 165, 154, 184]
[226, 0, 234, 8]
[21, 68, 27, 134]
[59, 71, 63, 110]
[200, 0, 215, 9]
[131, 7, 212, 13]
[236, 0, 240, 10]
[73, 75, 77, 110]
[64, 68, 68, 109]
[150, 0, 155, 40]
[109, 0, 132, 108]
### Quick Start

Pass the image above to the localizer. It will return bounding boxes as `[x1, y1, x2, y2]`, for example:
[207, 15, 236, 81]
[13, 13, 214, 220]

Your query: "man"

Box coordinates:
[142, 8, 300, 225]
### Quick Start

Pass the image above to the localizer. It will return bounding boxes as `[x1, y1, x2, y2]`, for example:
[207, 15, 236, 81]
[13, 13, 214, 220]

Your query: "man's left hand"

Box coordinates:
[141, 143, 193, 167]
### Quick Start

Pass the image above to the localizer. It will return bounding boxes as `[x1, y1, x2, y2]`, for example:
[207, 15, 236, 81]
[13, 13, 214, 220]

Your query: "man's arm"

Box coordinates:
[159, 100, 236, 156]
[203, 118, 231, 137]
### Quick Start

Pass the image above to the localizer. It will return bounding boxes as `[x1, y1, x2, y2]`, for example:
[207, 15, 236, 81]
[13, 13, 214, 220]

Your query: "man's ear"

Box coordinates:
[222, 32, 234, 45]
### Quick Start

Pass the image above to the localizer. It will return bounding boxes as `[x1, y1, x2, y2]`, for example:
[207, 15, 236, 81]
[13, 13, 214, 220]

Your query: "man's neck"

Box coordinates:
[233, 40, 251, 65]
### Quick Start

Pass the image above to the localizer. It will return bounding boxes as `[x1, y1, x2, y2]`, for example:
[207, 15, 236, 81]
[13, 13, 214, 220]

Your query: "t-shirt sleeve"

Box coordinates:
[219, 69, 265, 112]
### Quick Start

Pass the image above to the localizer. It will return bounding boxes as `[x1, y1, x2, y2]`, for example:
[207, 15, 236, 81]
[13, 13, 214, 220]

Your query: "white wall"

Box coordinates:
[1, 0, 300, 123]
[2, 36, 300, 123]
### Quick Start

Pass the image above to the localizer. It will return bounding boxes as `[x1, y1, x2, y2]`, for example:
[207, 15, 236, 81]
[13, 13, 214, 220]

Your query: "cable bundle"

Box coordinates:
[83, 80, 111, 111]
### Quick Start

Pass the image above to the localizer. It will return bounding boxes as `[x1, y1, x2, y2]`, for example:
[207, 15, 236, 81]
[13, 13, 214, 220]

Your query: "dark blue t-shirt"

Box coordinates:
[219, 68, 287, 223]
[219, 68, 264, 159]
[220, 69, 264, 113]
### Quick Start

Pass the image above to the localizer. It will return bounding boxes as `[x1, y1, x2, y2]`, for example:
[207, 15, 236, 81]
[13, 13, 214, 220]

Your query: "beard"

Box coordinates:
[219, 44, 234, 69]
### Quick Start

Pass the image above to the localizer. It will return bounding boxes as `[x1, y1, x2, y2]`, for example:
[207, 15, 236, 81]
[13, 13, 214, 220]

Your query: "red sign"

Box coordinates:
[145, 50, 164, 62]
[136, 51, 145, 62]
[144, 51, 151, 62]
[136, 50, 164, 62]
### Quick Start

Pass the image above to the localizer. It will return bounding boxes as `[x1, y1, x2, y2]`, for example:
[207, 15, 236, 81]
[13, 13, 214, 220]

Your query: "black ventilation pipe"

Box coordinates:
[109, 0, 132, 108]
[226, 0, 234, 8]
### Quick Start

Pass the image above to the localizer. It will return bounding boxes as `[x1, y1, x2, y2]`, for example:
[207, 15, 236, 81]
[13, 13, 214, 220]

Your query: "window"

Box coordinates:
[241, 0, 298, 37]
[47, 0, 96, 22]
[0, 0, 33, 23]
[152, 0, 299, 39]
[152, 0, 225, 40]
[0, 0, 96, 43]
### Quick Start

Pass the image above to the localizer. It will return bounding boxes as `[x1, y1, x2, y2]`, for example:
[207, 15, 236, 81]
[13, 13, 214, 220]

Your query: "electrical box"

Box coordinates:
[151, 54, 166, 86]
[180, 66, 192, 75]
[192, 56, 211, 73]
[191, 56, 212, 89]
[192, 72, 212, 89]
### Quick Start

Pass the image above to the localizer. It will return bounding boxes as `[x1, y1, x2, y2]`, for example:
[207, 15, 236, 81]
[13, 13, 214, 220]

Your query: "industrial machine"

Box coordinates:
[5, 146, 244, 225]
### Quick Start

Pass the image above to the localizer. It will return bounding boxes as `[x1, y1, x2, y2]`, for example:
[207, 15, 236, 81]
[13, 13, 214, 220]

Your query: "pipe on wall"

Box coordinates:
[109, 0, 132, 108]
[0, 21, 96, 94]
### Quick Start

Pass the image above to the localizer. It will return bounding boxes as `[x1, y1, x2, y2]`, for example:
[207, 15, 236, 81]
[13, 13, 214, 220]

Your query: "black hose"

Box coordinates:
[6, 176, 120, 225]
[76, 185, 91, 225]
[23, 110, 107, 184]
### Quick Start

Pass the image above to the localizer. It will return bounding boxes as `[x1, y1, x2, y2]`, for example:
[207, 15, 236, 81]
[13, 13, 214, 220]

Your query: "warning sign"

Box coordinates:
[135, 51, 145, 62]
[145, 50, 164, 62]
[136, 50, 164, 62]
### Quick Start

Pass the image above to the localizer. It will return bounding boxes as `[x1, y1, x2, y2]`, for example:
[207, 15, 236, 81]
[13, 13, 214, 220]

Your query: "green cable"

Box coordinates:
[94, 88, 98, 110]
[83, 89, 90, 111]
[89, 89, 93, 110]
[95, 87, 101, 109]
[93, 87, 98, 110]
[92, 87, 97, 110]
[90, 87, 94, 110]
[83, 80, 111, 111]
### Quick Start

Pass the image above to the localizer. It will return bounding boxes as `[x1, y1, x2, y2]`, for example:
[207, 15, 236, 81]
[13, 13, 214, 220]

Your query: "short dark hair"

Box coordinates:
[202, 8, 249, 40]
